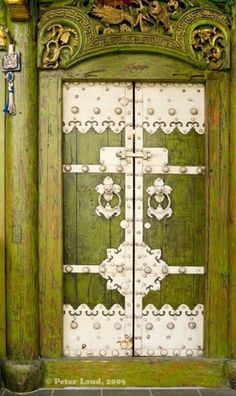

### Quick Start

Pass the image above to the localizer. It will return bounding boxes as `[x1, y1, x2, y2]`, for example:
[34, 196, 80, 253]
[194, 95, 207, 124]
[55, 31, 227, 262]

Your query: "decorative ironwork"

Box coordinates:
[192, 26, 225, 69]
[42, 24, 79, 69]
[146, 178, 173, 221]
[95, 176, 122, 219]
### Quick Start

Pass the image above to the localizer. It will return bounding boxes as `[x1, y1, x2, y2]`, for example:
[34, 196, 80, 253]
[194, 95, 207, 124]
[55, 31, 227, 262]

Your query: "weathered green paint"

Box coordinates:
[43, 358, 227, 388]
[0, 0, 6, 361]
[2, 359, 45, 393]
[5, 3, 39, 360]
[229, 4, 236, 359]
[205, 76, 230, 357]
[225, 360, 236, 389]
[39, 74, 63, 358]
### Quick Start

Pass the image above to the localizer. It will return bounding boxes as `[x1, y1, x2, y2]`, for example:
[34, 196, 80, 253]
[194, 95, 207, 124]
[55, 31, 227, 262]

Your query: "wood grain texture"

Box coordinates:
[5, 12, 39, 360]
[229, 4, 236, 358]
[43, 358, 227, 388]
[0, 0, 6, 359]
[205, 76, 230, 357]
[39, 74, 63, 358]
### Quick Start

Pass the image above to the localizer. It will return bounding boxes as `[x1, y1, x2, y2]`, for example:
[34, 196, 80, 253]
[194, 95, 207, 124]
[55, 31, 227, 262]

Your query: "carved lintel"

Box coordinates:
[6, 0, 30, 21]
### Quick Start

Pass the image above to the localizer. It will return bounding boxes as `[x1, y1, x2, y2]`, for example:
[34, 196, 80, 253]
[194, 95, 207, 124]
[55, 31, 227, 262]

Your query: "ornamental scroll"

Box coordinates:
[38, 1, 230, 70]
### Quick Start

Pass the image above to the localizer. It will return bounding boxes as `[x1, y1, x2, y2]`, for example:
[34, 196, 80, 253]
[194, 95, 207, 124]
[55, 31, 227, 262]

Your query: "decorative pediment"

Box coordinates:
[38, 0, 230, 70]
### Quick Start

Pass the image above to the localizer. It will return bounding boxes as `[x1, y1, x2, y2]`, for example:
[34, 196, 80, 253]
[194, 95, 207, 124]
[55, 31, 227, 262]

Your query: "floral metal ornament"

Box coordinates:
[95, 176, 121, 219]
[192, 26, 226, 69]
[146, 178, 173, 221]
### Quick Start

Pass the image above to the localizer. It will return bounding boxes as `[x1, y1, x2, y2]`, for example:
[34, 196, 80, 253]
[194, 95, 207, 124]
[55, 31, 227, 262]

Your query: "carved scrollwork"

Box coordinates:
[42, 23, 80, 68]
[191, 26, 226, 69]
[0, 25, 9, 49]
[95, 176, 121, 219]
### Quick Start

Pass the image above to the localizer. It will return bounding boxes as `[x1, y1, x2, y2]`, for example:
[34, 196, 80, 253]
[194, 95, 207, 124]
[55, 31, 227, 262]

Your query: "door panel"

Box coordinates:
[63, 82, 205, 358]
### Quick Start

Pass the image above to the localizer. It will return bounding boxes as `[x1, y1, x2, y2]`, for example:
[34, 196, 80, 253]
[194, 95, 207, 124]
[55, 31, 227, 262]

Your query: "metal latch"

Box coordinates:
[116, 149, 152, 160]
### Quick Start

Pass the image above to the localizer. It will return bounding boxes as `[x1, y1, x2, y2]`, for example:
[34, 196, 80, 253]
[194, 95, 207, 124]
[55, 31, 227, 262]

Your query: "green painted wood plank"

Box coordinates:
[43, 358, 227, 388]
[0, 59, 6, 359]
[206, 77, 230, 357]
[229, 4, 236, 359]
[39, 74, 63, 358]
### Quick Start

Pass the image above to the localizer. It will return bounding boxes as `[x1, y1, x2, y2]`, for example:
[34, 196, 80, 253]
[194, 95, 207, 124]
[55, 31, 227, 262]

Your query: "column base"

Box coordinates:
[225, 360, 236, 390]
[1, 359, 45, 392]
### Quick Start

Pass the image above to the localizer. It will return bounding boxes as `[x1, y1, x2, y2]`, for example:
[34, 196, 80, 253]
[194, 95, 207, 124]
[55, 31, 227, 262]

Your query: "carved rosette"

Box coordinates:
[38, 4, 230, 70]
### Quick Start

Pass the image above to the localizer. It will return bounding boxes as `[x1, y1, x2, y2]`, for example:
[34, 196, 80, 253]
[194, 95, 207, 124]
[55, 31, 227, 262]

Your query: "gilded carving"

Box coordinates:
[38, 3, 230, 70]
[42, 24, 79, 68]
[0, 25, 8, 48]
[5, 0, 29, 21]
[192, 26, 225, 69]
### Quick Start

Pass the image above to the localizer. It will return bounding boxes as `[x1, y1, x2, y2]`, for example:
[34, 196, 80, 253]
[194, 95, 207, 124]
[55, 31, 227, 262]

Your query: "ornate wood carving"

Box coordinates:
[38, 1, 230, 70]
[6, 0, 29, 21]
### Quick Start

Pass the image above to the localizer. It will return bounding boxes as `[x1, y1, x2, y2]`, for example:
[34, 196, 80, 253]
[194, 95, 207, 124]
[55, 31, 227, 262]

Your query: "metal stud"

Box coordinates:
[167, 322, 175, 330]
[71, 106, 79, 114]
[117, 165, 124, 172]
[64, 165, 72, 172]
[99, 350, 106, 356]
[162, 165, 170, 173]
[82, 165, 89, 173]
[144, 266, 152, 274]
[115, 107, 122, 115]
[160, 349, 168, 356]
[120, 220, 129, 229]
[93, 322, 101, 330]
[168, 108, 176, 116]
[147, 108, 155, 115]
[145, 323, 153, 330]
[197, 167, 205, 175]
[179, 267, 187, 274]
[190, 108, 198, 115]
[145, 166, 152, 173]
[162, 266, 169, 275]
[70, 320, 78, 329]
[99, 165, 107, 172]
[112, 350, 119, 356]
[114, 322, 122, 330]
[173, 350, 180, 356]
[186, 350, 193, 357]
[119, 97, 129, 106]
[188, 322, 197, 329]
[180, 166, 187, 174]
[65, 265, 73, 273]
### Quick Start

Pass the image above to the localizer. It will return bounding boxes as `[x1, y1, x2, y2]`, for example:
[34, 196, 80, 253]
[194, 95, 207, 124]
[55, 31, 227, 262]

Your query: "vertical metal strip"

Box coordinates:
[133, 83, 144, 355]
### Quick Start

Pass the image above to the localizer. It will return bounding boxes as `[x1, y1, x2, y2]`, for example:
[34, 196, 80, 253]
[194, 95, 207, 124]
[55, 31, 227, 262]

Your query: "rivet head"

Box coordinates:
[161, 349, 168, 356]
[99, 265, 106, 273]
[65, 265, 73, 273]
[70, 320, 78, 329]
[188, 322, 197, 329]
[119, 97, 129, 106]
[197, 350, 203, 357]
[190, 108, 198, 115]
[120, 220, 129, 229]
[145, 166, 152, 173]
[147, 349, 154, 355]
[115, 107, 122, 115]
[117, 165, 124, 172]
[99, 350, 106, 356]
[162, 165, 170, 173]
[99, 165, 107, 172]
[82, 165, 89, 173]
[162, 266, 169, 274]
[180, 166, 187, 174]
[169, 108, 176, 116]
[93, 322, 101, 330]
[197, 167, 204, 175]
[179, 266, 187, 274]
[71, 106, 79, 114]
[116, 265, 125, 273]
[173, 350, 180, 356]
[93, 107, 101, 114]
[144, 222, 151, 230]
[186, 350, 194, 356]
[112, 349, 119, 356]
[147, 108, 155, 115]
[145, 322, 153, 330]
[144, 266, 152, 274]
[64, 165, 72, 172]
[114, 322, 122, 330]
[167, 322, 175, 329]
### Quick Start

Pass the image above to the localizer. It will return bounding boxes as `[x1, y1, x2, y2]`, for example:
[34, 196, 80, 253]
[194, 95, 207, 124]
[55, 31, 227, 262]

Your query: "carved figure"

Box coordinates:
[148, 1, 173, 33]
[91, 4, 134, 31]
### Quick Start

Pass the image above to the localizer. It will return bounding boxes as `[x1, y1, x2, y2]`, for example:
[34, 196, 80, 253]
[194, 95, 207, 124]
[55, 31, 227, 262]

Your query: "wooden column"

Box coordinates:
[230, 3, 236, 359]
[2, 2, 45, 392]
[0, 0, 6, 361]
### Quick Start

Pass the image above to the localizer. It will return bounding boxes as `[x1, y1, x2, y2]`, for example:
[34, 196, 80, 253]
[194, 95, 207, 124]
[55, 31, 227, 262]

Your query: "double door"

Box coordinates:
[62, 82, 205, 358]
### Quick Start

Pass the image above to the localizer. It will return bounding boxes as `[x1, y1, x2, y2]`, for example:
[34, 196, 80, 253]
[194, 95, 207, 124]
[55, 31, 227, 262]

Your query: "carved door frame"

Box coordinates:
[39, 54, 230, 361]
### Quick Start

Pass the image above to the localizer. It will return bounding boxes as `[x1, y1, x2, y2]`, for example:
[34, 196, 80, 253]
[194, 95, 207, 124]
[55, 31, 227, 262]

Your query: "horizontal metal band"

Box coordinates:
[63, 264, 204, 275]
[63, 164, 205, 175]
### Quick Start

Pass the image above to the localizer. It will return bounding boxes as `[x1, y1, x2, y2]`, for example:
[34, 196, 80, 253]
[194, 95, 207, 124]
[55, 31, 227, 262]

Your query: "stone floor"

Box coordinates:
[1, 388, 236, 395]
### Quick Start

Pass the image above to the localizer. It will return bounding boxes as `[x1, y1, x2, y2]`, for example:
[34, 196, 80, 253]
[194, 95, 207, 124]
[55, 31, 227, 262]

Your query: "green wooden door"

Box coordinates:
[63, 81, 205, 358]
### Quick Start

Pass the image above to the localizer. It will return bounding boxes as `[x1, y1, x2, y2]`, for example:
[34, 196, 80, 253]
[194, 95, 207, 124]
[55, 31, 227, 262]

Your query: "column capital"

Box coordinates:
[5, 0, 29, 21]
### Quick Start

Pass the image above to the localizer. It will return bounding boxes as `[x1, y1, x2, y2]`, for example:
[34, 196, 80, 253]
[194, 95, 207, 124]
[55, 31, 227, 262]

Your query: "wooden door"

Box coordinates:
[63, 81, 205, 358]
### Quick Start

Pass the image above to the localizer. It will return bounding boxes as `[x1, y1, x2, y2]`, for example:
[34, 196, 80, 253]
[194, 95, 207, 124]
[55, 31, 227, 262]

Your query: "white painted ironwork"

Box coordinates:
[63, 82, 206, 358]
[95, 176, 121, 219]
[146, 178, 173, 221]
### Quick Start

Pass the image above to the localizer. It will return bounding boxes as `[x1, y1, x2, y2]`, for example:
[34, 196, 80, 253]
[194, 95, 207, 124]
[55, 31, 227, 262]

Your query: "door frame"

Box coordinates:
[39, 53, 230, 386]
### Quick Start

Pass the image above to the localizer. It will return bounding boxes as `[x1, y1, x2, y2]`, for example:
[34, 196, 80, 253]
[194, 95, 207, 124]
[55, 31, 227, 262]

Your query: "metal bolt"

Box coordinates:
[64, 165, 72, 172]
[190, 108, 198, 115]
[145, 166, 152, 173]
[162, 165, 170, 173]
[197, 167, 205, 175]
[179, 266, 187, 274]
[144, 266, 152, 274]
[180, 166, 187, 174]
[117, 165, 124, 172]
[93, 322, 101, 330]
[65, 265, 73, 273]
[145, 323, 153, 330]
[169, 108, 176, 116]
[70, 320, 78, 329]
[82, 165, 89, 173]
[188, 322, 197, 329]
[167, 322, 175, 330]
[99, 165, 107, 172]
